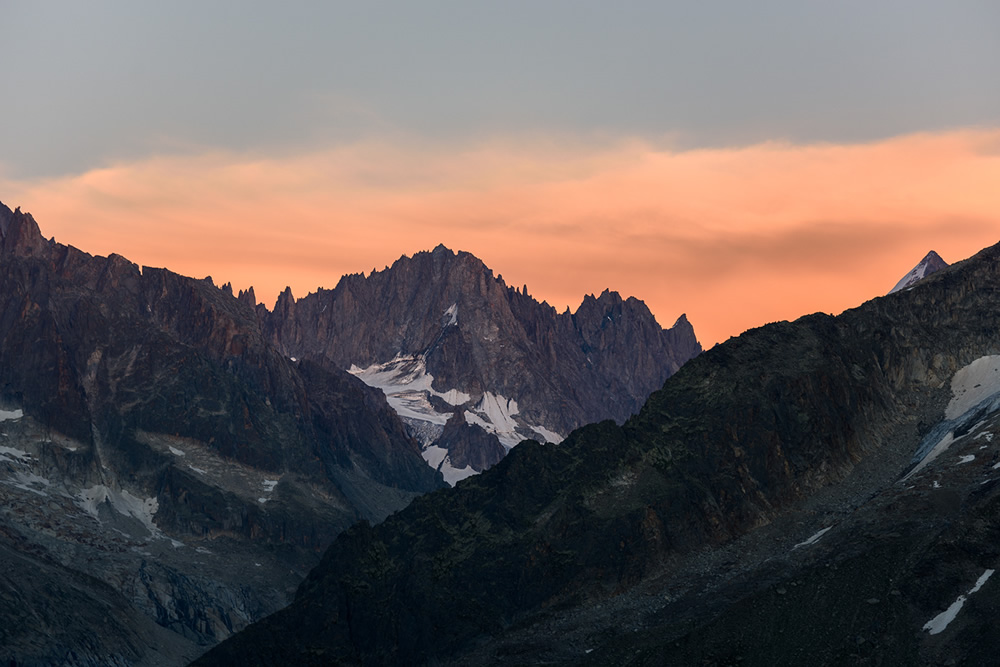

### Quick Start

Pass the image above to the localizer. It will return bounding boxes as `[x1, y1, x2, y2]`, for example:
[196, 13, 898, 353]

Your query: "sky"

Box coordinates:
[1, 1, 999, 346]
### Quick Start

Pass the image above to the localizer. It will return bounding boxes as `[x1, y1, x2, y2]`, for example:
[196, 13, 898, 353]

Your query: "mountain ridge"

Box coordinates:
[197, 237, 1000, 666]
[259, 244, 701, 482]
[0, 201, 444, 665]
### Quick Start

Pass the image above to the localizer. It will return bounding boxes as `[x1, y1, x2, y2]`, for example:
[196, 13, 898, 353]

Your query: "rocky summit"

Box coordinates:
[200, 238, 1000, 666]
[889, 249, 949, 294]
[261, 244, 702, 484]
[0, 202, 443, 666]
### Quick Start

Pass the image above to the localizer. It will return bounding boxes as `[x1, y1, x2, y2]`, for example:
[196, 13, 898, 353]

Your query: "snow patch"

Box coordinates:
[6, 471, 50, 496]
[421, 445, 476, 486]
[443, 303, 458, 327]
[889, 264, 928, 294]
[262, 479, 278, 492]
[532, 425, 564, 444]
[947, 356, 1000, 420]
[168, 446, 186, 457]
[906, 431, 958, 481]
[0, 446, 33, 463]
[352, 354, 563, 477]
[958, 455, 975, 464]
[77, 485, 161, 537]
[349, 355, 471, 426]
[188, 466, 207, 475]
[793, 526, 832, 549]
[923, 569, 994, 635]
[436, 388, 471, 406]
[438, 455, 477, 486]
[909, 357, 1000, 480]
[421, 445, 448, 470]
[466, 392, 521, 448]
[0, 409, 23, 421]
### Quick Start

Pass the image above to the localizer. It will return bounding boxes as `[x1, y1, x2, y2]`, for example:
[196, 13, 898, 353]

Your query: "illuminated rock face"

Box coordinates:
[264, 244, 702, 482]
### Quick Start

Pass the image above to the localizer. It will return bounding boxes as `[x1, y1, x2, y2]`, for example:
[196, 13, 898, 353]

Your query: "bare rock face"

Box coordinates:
[0, 201, 443, 666]
[262, 245, 702, 482]
[435, 411, 507, 471]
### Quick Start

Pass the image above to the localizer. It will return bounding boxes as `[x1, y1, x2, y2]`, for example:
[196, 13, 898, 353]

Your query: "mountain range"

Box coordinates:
[196, 240, 1000, 666]
[0, 201, 700, 665]
[261, 245, 701, 484]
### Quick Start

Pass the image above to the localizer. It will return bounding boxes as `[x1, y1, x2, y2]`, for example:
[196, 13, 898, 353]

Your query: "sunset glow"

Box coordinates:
[3, 128, 998, 346]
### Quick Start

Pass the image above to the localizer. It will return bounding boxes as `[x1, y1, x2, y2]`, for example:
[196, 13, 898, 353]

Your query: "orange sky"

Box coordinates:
[2, 128, 999, 346]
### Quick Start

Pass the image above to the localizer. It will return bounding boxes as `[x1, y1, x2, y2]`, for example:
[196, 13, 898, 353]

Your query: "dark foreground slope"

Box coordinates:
[0, 202, 443, 665]
[200, 239, 1000, 666]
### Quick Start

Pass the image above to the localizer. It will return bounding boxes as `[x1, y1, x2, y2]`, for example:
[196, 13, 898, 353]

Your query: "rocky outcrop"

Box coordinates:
[262, 245, 702, 480]
[0, 201, 443, 665]
[199, 239, 1000, 665]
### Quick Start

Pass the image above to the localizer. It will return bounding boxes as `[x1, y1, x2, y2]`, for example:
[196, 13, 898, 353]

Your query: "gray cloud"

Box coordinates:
[2, 1, 998, 179]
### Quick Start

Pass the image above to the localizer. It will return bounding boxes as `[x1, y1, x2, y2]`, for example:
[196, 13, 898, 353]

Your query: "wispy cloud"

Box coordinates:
[3, 129, 999, 345]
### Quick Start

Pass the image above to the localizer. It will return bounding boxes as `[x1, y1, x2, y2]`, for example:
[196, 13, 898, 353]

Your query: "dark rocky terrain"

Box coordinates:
[199, 238, 1000, 665]
[0, 201, 444, 666]
[262, 245, 701, 482]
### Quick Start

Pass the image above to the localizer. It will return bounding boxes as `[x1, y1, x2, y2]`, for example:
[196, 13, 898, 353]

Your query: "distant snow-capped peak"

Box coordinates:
[889, 250, 948, 294]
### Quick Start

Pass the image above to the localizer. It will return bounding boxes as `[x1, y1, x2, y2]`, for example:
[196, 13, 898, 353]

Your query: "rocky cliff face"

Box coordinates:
[199, 239, 1000, 666]
[0, 202, 443, 666]
[262, 245, 701, 483]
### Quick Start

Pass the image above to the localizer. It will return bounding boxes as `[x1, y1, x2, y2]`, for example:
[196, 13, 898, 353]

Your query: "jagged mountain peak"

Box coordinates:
[0, 200, 48, 256]
[237, 285, 257, 307]
[262, 246, 702, 484]
[888, 249, 949, 294]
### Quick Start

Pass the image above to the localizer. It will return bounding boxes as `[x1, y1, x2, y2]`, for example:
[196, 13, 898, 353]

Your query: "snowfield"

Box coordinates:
[351, 354, 563, 484]
[906, 356, 1000, 481]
